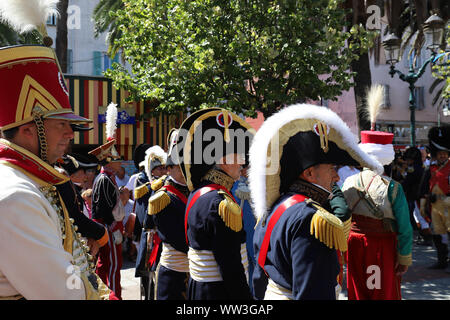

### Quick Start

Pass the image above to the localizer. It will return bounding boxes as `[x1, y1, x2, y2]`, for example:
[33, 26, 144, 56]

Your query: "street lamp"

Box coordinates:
[382, 14, 445, 146]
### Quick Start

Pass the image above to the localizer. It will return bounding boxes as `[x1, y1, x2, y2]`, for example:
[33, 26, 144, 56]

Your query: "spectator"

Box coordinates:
[82, 189, 93, 219]
[116, 166, 130, 188]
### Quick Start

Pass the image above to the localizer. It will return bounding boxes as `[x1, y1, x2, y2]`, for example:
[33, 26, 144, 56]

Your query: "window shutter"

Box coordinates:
[67, 49, 73, 74]
[93, 51, 102, 76]
[382, 84, 391, 109]
[415, 87, 425, 110]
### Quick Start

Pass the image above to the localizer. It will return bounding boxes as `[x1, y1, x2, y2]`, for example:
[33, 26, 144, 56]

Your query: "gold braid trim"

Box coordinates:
[218, 190, 242, 232]
[310, 203, 347, 252]
[148, 190, 171, 215]
[134, 182, 150, 200]
[202, 169, 234, 191]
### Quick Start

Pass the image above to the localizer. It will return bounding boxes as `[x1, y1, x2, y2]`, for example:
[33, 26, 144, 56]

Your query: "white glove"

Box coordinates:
[112, 230, 123, 245]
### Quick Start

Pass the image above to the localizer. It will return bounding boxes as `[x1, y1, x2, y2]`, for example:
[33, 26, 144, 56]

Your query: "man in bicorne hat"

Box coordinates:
[178, 108, 255, 300]
[148, 129, 191, 299]
[57, 153, 109, 255]
[342, 123, 413, 300]
[250, 104, 382, 300]
[0, 45, 111, 299]
[89, 103, 125, 299]
[420, 125, 450, 271]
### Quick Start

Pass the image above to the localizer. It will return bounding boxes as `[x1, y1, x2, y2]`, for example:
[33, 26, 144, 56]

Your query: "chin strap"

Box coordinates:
[32, 106, 49, 163]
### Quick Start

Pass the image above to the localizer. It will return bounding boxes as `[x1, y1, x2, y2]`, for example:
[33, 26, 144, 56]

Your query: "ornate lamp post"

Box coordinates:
[382, 14, 445, 146]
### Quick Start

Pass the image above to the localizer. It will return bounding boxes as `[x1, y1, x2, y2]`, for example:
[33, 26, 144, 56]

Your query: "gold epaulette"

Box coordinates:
[218, 190, 242, 232]
[151, 175, 167, 191]
[343, 217, 352, 241]
[148, 189, 171, 215]
[134, 182, 150, 200]
[309, 203, 348, 252]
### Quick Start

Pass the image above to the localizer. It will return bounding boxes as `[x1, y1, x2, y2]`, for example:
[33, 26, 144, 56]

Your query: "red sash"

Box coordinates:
[184, 184, 237, 244]
[147, 232, 161, 267]
[258, 194, 307, 274]
[147, 185, 187, 267]
[163, 185, 188, 205]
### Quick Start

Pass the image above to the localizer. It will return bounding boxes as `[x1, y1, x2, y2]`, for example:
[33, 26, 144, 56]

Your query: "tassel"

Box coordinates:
[218, 195, 243, 232]
[148, 191, 171, 215]
[134, 183, 149, 200]
[309, 204, 347, 252]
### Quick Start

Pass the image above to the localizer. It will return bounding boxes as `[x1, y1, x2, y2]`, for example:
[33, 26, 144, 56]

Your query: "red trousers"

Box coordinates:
[96, 230, 123, 300]
[346, 231, 401, 300]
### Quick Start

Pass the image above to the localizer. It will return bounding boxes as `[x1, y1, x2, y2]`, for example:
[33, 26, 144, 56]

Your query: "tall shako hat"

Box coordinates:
[143, 145, 167, 180]
[428, 125, 450, 157]
[88, 102, 121, 164]
[358, 84, 395, 166]
[166, 128, 179, 167]
[248, 103, 383, 222]
[0, 0, 91, 163]
[178, 108, 255, 191]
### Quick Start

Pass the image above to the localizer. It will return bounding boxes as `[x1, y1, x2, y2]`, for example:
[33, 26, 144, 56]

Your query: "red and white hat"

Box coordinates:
[0, 45, 91, 131]
[358, 85, 395, 166]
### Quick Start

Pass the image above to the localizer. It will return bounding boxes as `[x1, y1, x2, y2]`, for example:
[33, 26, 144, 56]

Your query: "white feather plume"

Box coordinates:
[366, 84, 384, 130]
[0, 0, 59, 34]
[105, 102, 118, 140]
[144, 145, 167, 179]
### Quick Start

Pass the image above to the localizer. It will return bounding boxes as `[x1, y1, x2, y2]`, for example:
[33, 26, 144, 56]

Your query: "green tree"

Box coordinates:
[106, 0, 375, 117]
[432, 24, 449, 105]
[93, 0, 124, 57]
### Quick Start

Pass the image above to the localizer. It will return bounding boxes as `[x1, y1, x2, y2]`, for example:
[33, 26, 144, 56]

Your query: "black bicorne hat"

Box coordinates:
[428, 125, 450, 157]
[133, 143, 152, 170]
[177, 108, 255, 191]
[60, 153, 98, 176]
[248, 103, 383, 222]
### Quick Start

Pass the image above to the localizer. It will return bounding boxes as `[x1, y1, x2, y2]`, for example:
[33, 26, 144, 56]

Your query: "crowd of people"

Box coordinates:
[0, 35, 449, 301]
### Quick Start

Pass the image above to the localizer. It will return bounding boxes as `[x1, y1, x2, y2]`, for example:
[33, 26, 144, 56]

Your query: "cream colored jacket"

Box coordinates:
[0, 164, 87, 299]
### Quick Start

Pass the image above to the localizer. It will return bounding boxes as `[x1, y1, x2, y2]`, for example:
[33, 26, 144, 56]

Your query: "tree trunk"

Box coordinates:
[351, 52, 372, 132]
[55, 0, 69, 73]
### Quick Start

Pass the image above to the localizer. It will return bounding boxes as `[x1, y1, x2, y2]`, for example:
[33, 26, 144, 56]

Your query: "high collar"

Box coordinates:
[201, 168, 235, 191]
[0, 139, 69, 185]
[165, 177, 190, 198]
[287, 179, 330, 207]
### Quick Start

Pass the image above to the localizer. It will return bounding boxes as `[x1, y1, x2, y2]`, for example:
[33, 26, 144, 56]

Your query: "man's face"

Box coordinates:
[106, 161, 122, 173]
[70, 169, 87, 185]
[303, 164, 339, 192]
[44, 119, 74, 164]
[151, 165, 167, 180]
[167, 165, 186, 184]
[217, 153, 243, 181]
[436, 150, 449, 165]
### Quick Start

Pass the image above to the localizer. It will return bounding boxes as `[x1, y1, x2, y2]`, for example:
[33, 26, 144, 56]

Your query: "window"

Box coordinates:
[381, 84, 390, 109]
[67, 49, 73, 74]
[46, 14, 57, 26]
[93, 51, 119, 76]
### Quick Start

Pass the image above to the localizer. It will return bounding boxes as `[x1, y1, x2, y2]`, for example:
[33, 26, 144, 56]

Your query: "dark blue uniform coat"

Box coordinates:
[186, 180, 252, 300]
[253, 192, 340, 300]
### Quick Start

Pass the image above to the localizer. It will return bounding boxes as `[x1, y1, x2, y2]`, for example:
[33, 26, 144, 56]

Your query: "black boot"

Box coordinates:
[428, 235, 449, 269]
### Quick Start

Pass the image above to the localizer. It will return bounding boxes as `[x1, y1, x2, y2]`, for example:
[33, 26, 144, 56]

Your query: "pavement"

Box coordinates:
[119, 233, 450, 300]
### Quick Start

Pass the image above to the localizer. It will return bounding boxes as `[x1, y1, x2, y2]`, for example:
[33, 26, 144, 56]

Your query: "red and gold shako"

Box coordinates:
[0, 45, 91, 131]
